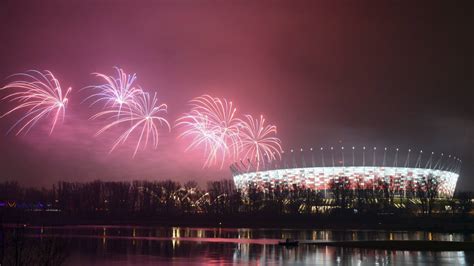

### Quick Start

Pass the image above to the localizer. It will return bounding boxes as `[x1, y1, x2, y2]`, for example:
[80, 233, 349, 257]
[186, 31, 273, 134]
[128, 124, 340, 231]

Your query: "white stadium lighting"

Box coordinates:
[232, 146, 460, 198]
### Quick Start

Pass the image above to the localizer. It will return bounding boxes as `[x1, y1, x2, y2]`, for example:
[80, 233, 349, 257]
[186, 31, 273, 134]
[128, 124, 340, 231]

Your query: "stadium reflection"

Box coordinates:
[15, 226, 474, 265]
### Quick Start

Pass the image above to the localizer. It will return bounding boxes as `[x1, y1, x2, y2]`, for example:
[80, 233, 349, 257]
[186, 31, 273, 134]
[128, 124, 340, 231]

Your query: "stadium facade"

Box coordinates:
[231, 147, 461, 198]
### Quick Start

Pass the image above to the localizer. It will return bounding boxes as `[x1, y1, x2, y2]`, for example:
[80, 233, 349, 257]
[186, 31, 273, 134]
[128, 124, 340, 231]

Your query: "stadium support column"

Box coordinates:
[382, 147, 387, 167]
[331, 147, 339, 198]
[301, 148, 306, 168]
[393, 148, 399, 167]
[394, 148, 399, 196]
[331, 147, 335, 167]
[405, 149, 411, 168]
[321, 147, 325, 167]
[321, 147, 326, 198]
[352, 146, 356, 192]
[291, 149, 297, 168]
[449, 156, 456, 172]
[443, 155, 452, 172]
[363, 147, 368, 192]
[372, 147, 376, 192]
[450, 156, 456, 173]
[341, 147, 345, 167]
[352, 146, 355, 166]
[282, 150, 288, 169]
[404, 149, 411, 199]
[456, 158, 462, 174]
[362, 146, 366, 167]
[331, 146, 335, 193]
[425, 152, 434, 169]
[433, 153, 443, 170]
[382, 147, 387, 186]
[415, 150, 423, 168]
[291, 149, 297, 189]
[373, 147, 377, 166]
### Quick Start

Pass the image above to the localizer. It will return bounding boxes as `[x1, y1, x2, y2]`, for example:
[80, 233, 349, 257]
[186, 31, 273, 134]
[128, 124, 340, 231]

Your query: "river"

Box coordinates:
[17, 226, 474, 265]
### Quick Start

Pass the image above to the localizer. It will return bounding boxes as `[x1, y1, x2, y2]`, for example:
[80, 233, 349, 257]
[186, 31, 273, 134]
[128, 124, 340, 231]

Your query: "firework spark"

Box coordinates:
[0, 70, 71, 135]
[176, 110, 227, 167]
[83, 67, 142, 113]
[93, 91, 170, 157]
[176, 94, 241, 168]
[238, 114, 282, 170]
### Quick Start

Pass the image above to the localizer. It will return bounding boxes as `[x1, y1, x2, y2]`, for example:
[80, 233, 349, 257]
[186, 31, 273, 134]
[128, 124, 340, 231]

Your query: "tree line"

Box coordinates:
[0, 177, 472, 218]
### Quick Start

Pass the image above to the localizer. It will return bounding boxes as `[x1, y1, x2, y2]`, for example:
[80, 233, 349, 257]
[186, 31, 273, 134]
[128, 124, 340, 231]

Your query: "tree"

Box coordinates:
[329, 176, 352, 210]
[416, 174, 439, 215]
[457, 192, 472, 217]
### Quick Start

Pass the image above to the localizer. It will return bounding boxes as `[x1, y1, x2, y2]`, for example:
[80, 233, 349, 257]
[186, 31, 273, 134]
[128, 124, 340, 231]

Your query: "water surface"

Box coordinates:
[22, 226, 474, 265]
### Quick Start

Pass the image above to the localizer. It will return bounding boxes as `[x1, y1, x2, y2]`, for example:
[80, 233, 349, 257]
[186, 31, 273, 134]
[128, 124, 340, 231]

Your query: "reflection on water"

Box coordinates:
[17, 226, 474, 265]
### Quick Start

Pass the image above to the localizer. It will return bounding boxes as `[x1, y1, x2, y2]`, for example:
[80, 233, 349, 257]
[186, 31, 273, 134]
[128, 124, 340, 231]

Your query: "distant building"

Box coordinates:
[231, 146, 461, 198]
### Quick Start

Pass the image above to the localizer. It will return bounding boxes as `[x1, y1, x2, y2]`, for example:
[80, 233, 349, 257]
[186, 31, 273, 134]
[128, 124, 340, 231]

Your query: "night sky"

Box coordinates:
[0, 1, 472, 190]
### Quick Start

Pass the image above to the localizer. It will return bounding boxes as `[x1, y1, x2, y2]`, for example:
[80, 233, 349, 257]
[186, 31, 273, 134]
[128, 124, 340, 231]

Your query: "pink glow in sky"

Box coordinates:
[0, 1, 472, 189]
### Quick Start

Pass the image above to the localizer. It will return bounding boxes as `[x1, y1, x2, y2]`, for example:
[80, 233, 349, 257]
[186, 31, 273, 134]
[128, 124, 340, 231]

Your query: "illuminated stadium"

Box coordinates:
[231, 147, 461, 198]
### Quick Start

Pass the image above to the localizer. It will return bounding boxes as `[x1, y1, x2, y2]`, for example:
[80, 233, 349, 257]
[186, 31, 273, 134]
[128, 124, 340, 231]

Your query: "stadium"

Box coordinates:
[231, 147, 461, 198]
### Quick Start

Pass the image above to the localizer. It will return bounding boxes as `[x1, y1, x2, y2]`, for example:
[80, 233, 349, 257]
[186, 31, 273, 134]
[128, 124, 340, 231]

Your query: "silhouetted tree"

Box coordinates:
[457, 192, 473, 217]
[329, 176, 352, 210]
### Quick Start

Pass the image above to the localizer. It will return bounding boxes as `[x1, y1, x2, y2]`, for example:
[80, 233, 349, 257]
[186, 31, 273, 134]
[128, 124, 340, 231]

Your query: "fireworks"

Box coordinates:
[176, 95, 241, 168]
[0, 68, 283, 164]
[83, 67, 170, 157]
[0, 70, 71, 135]
[93, 91, 170, 157]
[176, 95, 282, 169]
[189, 95, 242, 157]
[176, 110, 227, 167]
[238, 114, 282, 170]
[83, 67, 142, 114]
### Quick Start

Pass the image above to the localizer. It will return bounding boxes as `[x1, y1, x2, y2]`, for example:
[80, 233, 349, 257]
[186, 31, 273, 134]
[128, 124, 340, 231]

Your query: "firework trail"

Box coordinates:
[0, 70, 71, 135]
[83, 67, 142, 114]
[238, 114, 282, 170]
[93, 91, 170, 157]
[176, 110, 227, 167]
[176, 94, 242, 168]
[188, 95, 242, 156]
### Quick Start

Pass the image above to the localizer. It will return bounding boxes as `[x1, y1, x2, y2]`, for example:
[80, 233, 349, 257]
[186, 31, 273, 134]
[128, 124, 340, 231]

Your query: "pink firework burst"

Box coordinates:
[176, 110, 228, 168]
[176, 94, 241, 168]
[93, 91, 170, 157]
[0, 70, 71, 135]
[238, 114, 282, 170]
[83, 67, 142, 114]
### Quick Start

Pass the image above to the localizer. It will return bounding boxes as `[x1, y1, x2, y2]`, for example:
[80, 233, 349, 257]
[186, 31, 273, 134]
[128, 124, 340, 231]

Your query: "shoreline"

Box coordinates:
[2, 213, 474, 233]
[4, 226, 474, 251]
